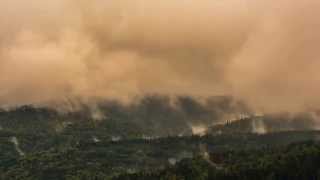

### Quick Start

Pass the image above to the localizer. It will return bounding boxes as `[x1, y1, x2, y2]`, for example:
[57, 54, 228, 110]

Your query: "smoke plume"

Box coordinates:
[0, 0, 319, 113]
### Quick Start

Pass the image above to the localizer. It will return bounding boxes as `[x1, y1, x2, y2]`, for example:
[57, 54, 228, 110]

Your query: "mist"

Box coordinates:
[0, 0, 319, 113]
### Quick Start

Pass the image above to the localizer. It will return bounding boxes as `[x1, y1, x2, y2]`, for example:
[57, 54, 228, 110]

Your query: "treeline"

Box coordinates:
[0, 95, 250, 137]
[1, 95, 318, 139]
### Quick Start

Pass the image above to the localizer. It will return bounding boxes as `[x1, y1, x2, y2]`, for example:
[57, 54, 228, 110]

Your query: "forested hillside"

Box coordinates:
[1, 96, 320, 179]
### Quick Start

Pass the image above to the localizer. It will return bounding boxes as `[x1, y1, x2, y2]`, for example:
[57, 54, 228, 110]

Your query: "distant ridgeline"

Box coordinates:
[208, 112, 319, 135]
[0, 95, 253, 138]
[0, 95, 318, 139]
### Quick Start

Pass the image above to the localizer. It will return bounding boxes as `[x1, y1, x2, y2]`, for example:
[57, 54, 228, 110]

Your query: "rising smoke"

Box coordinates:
[0, 0, 319, 113]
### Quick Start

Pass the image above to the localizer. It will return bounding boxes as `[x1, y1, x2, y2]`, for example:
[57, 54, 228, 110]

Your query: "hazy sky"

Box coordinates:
[0, 0, 319, 112]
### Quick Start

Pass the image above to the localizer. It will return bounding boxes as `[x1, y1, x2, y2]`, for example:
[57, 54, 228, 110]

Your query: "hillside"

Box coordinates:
[1, 97, 320, 179]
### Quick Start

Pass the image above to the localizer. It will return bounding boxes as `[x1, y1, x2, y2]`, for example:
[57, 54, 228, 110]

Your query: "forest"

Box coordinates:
[0, 96, 320, 179]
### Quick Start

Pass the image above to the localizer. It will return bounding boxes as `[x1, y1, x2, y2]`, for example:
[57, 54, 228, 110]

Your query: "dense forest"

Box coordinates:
[1, 132, 320, 179]
[0, 96, 320, 179]
[116, 141, 320, 180]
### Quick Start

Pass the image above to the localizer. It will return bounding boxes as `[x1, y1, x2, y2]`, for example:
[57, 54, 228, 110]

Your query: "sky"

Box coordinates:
[0, 0, 320, 113]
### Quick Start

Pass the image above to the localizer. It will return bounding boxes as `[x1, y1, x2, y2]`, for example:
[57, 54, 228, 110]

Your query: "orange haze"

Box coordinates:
[0, 0, 320, 113]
